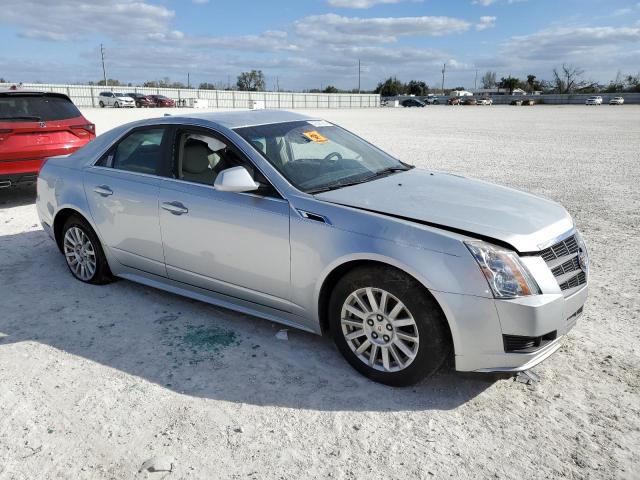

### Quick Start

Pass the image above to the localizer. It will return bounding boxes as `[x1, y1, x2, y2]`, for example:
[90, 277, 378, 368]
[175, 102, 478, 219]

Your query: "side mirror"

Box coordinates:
[214, 166, 259, 193]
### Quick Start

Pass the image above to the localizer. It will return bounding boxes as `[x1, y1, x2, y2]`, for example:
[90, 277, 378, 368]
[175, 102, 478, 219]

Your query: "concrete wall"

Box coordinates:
[1, 83, 380, 109]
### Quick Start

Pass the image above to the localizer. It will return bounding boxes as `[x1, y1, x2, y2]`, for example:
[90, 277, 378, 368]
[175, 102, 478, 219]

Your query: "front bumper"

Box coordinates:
[432, 284, 588, 372]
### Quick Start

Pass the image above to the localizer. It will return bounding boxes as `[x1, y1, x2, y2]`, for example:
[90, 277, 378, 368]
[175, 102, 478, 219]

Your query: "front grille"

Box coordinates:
[503, 331, 557, 353]
[539, 234, 586, 293]
[540, 235, 578, 262]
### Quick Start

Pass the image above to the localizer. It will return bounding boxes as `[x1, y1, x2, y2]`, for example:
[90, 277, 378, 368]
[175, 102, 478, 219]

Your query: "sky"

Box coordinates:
[0, 0, 638, 91]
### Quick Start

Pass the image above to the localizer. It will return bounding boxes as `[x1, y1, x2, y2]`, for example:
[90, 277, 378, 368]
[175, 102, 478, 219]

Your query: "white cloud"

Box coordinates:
[476, 16, 496, 30]
[503, 26, 640, 60]
[327, 0, 415, 8]
[294, 13, 471, 44]
[192, 0, 209, 3]
[0, 0, 174, 42]
[472, 0, 526, 5]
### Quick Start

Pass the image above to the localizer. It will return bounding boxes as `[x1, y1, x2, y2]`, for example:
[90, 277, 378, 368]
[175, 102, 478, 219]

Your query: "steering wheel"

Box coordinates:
[323, 152, 343, 161]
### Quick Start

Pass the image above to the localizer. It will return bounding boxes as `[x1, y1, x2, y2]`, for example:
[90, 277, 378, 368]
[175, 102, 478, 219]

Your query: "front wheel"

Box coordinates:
[99, 101, 104, 108]
[62, 215, 113, 284]
[329, 266, 451, 386]
[114, 102, 120, 108]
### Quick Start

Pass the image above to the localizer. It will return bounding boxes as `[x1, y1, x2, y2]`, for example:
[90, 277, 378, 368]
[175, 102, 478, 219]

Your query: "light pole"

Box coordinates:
[100, 44, 107, 87]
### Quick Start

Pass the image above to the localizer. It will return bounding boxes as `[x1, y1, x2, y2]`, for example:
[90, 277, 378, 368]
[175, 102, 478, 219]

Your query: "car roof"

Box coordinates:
[0, 89, 71, 100]
[162, 109, 318, 129]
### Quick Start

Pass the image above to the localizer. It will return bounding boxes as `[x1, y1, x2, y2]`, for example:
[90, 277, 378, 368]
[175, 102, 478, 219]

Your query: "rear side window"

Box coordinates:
[0, 94, 82, 121]
[97, 128, 166, 175]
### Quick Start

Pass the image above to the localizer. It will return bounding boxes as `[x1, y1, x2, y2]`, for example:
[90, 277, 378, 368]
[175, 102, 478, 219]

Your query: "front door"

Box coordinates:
[158, 127, 292, 311]
[84, 126, 169, 277]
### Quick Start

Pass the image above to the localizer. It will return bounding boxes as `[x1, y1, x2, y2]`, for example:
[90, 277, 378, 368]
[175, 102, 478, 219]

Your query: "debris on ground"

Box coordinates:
[275, 329, 288, 341]
[138, 456, 175, 473]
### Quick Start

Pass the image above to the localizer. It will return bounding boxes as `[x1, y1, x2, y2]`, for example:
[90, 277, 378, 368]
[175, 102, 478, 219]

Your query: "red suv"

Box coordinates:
[0, 89, 95, 188]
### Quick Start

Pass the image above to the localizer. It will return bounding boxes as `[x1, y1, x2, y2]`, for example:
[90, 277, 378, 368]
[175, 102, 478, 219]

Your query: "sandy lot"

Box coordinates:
[1, 106, 639, 479]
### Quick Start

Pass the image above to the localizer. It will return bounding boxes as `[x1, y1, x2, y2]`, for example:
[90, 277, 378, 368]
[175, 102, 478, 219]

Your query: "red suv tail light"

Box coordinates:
[70, 124, 96, 136]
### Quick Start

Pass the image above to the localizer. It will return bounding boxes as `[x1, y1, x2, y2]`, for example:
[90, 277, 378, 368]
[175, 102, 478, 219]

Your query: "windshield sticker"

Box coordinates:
[307, 120, 332, 128]
[302, 130, 329, 144]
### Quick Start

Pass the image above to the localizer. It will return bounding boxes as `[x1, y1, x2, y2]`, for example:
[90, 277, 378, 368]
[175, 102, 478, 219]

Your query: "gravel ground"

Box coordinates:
[1, 105, 639, 479]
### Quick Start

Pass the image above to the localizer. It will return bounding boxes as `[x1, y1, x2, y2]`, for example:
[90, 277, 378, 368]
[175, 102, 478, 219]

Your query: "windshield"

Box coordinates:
[235, 120, 411, 193]
[0, 94, 82, 121]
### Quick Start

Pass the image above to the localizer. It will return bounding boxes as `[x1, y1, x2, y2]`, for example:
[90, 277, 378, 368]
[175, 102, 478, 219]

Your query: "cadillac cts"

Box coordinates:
[36, 110, 588, 385]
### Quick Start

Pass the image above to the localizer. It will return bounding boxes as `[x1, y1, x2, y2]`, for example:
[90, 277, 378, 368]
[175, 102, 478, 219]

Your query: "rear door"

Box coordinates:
[84, 126, 170, 277]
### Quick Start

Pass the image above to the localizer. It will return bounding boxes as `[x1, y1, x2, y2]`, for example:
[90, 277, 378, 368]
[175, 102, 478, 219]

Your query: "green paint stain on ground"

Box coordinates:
[182, 326, 239, 353]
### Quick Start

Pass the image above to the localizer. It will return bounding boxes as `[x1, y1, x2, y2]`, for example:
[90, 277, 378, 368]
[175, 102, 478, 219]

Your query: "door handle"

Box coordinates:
[161, 201, 189, 215]
[93, 185, 113, 196]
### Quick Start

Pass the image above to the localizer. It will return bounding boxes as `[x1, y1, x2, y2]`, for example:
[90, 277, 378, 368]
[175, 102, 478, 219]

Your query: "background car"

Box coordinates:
[461, 97, 477, 106]
[125, 93, 156, 108]
[477, 98, 493, 105]
[585, 96, 603, 105]
[447, 97, 461, 105]
[148, 95, 175, 107]
[609, 96, 624, 105]
[423, 95, 441, 105]
[522, 99, 536, 106]
[0, 88, 95, 188]
[98, 92, 135, 108]
[401, 98, 425, 108]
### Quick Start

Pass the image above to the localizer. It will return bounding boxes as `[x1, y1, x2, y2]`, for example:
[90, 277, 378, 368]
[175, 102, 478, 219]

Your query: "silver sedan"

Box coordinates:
[36, 110, 588, 385]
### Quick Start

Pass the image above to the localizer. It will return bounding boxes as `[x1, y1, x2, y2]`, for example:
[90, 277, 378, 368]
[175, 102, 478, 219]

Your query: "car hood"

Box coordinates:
[117, 96, 133, 101]
[315, 168, 573, 252]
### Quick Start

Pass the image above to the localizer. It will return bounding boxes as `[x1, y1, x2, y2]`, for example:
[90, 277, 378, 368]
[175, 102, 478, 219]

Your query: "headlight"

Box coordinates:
[575, 230, 589, 276]
[465, 241, 540, 299]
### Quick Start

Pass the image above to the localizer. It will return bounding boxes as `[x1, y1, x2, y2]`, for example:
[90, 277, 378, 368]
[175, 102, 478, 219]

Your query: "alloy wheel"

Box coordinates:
[341, 287, 419, 372]
[63, 226, 97, 281]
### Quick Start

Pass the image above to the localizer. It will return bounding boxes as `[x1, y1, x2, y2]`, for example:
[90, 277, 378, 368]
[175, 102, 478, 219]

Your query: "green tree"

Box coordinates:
[198, 82, 217, 90]
[626, 74, 640, 92]
[498, 76, 521, 94]
[374, 77, 406, 97]
[406, 80, 429, 96]
[236, 70, 266, 91]
[322, 85, 339, 93]
[525, 74, 542, 93]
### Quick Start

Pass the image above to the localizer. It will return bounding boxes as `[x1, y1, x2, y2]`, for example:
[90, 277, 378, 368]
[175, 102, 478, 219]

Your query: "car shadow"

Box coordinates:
[0, 229, 496, 412]
[0, 184, 37, 209]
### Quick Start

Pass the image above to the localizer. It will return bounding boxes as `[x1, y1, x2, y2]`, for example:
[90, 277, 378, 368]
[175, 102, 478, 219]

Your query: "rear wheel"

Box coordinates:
[62, 215, 112, 284]
[99, 101, 104, 108]
[329, 265, 451, 386]
[114, 102, 120, 108]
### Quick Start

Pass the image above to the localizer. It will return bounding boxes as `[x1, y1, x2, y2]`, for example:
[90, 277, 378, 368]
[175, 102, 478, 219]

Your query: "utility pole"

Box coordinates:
[441, 63, 446, 94]
[474, 69, 478, 91]
[358, 59, 361, 94]
[187, 72, 190, 89]
[276, 76, 279, 92]
[100, 44, 107, 87]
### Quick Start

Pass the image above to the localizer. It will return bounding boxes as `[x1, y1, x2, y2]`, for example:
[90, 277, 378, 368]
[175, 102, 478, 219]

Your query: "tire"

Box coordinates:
[329, 265, 451, 386]
[62, 215, 113, 285]
[433, 100, 439, 105]
[114, 102, 120, 108]
[99, 101, 104, 108]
